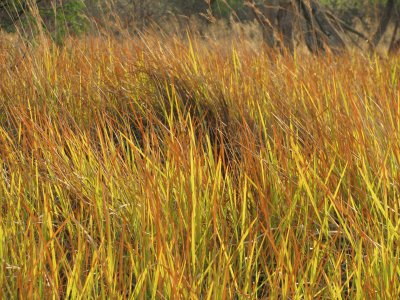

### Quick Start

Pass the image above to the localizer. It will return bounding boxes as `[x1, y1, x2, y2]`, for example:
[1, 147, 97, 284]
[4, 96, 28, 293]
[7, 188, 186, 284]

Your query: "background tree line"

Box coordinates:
[0, 0, 399, 53]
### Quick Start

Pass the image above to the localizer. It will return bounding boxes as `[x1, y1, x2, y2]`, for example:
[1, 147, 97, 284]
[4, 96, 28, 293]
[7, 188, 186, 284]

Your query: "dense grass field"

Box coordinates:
[0, 34, 399, 298]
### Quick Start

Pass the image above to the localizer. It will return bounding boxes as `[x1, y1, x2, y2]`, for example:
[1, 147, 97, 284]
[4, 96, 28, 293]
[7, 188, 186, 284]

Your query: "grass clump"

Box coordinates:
[0, 34, 400, 298]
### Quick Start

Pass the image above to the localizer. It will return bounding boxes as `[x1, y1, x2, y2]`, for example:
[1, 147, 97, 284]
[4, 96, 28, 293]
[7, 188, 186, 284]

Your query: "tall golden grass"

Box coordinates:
[0, 33, 400, 298]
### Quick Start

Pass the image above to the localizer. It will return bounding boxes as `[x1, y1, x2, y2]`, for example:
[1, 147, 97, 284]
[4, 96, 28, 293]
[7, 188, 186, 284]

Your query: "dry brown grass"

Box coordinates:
[0, 32, 399, 298]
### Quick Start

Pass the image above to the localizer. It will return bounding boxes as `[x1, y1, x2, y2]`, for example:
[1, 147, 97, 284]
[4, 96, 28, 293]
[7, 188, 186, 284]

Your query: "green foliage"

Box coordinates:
[42, 0, 88, 44]
[212, 0, 244, 18]
[0, 0, 26, 30]
[0, 0, 88, 43]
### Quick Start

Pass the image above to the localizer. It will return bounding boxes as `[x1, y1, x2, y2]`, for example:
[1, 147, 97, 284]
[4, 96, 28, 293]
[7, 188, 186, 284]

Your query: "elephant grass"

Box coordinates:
[0, 34, 400, 299]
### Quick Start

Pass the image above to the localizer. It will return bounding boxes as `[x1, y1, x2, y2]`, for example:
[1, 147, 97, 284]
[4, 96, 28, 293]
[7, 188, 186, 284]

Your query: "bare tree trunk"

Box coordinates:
[246, 0, 295, 50]
[389, 6, 400, 53]
[246, 0, 349, 53]
[371, 0, 395, 49]
[308, 0, 346, 50]
[277, 1, 295, 52]
[295, 0, 324, 52]
[247, 0, 279, 48]
[294, 0, 347, 53]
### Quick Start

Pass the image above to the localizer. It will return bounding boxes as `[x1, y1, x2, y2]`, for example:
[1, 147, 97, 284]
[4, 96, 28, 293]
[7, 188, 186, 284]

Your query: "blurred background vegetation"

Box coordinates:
[0, 0, 398, 50]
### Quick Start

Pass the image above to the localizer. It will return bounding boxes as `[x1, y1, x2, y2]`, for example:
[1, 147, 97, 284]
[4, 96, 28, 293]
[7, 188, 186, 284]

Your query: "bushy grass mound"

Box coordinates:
[0, 35, 399, 298]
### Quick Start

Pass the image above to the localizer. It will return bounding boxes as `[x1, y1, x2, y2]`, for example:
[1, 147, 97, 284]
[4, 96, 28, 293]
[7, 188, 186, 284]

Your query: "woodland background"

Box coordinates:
[0, 0, 399, 53]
